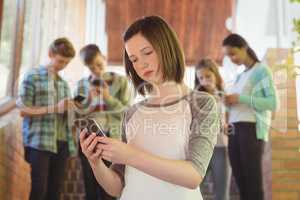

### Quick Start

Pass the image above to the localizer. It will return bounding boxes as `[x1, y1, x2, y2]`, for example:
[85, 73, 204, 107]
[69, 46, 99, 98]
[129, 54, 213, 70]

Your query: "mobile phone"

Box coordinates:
[74, 118, 106, 137]
[91, 79, 105, 87]
[74, 95, 86, 103]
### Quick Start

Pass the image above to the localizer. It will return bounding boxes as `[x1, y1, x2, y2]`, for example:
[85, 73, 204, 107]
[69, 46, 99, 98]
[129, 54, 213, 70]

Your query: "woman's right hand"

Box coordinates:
[79, 129, 103, 166]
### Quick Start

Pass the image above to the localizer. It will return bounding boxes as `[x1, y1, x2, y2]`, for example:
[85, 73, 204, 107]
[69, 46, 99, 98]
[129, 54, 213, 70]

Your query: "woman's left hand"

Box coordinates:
[96, 137, 137, 165]
[225, 94, 240, 106]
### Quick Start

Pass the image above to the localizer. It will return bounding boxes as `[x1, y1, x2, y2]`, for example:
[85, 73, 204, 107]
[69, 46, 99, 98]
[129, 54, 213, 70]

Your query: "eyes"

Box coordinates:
[199, 75, 211, 80]
[129, 50, 153, 64]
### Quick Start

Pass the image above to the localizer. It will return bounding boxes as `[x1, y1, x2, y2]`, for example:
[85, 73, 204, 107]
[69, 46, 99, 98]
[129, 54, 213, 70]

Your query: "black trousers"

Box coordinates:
[24, 141, 69, 200]
[78, 144, 115, 200]
[228, 122, 265, 200]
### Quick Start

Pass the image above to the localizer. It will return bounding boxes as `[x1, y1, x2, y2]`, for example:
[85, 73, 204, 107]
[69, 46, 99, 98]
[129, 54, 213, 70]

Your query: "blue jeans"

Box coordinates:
[200, 147, 232, 200]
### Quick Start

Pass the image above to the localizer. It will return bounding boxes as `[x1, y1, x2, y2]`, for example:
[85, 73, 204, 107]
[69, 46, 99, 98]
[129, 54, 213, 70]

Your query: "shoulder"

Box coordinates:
[253, 62, 272, 77]
[22, 67, 44, 82]
[185, 91, 217, 111]
[123, 102, 141, 124]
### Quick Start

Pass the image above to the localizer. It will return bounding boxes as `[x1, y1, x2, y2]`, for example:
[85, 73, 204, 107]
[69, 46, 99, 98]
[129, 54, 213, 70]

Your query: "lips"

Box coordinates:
[143, 70, 154, 77]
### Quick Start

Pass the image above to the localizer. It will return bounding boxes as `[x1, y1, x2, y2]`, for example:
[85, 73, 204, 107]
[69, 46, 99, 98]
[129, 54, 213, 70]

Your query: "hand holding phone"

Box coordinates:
[74, 118, 106, 137]
[74, 95, 86, 103]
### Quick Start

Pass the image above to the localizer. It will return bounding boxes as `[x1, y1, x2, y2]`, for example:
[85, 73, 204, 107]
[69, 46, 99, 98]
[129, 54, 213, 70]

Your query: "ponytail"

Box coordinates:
[223, 33, 260, 62]
[247, 47, 260, 62]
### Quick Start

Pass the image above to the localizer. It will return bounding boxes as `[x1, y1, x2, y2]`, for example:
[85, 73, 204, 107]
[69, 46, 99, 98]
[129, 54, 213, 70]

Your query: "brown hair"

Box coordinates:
[49, 37, 75, 58]
[123, 16, 185, 96]
[194, 58, 224, 93]
[79, 44, 103, 66]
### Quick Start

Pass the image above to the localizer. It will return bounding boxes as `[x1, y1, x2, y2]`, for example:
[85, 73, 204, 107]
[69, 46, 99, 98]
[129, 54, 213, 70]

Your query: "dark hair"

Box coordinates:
[194, 58, 224, 94]
[49, 37, 75, 58]
[80, 44, 103, 65]
[222, 33, 259, 62]
[123, 15, 185, 96]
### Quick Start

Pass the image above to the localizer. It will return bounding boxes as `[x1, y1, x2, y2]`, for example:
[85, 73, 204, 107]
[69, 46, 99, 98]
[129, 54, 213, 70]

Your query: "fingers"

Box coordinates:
[90, 148, 102, 161]
[81, 132, 97, 152]
[96, 142, 111, 151]
[87, 135, 99, 154]
[79, 128, 88, 144]
[101, 152, 112, 162]
[98, 136, 113, 144]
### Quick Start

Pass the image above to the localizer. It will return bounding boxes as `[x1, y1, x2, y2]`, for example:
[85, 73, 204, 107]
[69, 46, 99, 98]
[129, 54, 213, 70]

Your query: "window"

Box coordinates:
[0, 0, 17, 99]
[19, 0, 36, 85]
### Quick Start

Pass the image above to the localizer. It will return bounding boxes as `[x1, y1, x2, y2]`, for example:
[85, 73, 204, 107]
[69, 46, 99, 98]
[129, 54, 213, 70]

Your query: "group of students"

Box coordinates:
[17, 15, 277, 200]
[18, 38, 131, 200]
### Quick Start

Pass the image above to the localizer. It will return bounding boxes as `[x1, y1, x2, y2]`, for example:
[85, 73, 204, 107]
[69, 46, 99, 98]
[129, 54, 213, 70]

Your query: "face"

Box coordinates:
[88, 54, 107, 77]
[197, 68, 217, 92]
[125, 33, 161, 84]
[49, 52, 72, 72]
[223, 46, 247, 65]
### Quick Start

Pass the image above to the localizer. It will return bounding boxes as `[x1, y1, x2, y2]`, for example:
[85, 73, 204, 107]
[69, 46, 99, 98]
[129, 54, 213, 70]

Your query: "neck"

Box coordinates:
[150, 81, 187, 100]
[46, 64, 59, 75]
[244, 57, 256, 69]
[206, 87, 217, 95]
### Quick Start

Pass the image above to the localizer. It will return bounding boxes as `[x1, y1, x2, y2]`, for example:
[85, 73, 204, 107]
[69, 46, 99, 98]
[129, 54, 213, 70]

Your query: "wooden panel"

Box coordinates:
[105, 0, 234, 65]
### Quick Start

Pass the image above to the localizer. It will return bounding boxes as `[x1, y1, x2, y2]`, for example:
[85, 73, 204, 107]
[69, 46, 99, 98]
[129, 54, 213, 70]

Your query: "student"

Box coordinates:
[74, 44, 131, 200]
[79, 16, 219, 200]
[195, 58, 231, 200]
[17, 38, 77, 200]
[222, 33, 278, 200]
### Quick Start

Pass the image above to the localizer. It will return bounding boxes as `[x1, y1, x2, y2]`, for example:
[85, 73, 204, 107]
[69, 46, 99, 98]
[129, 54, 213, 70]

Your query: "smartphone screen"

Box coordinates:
[74, 118, 106, 137]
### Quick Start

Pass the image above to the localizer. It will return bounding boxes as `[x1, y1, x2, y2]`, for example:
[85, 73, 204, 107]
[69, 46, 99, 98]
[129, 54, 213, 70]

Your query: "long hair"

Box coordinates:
[222, 33, 260, 62]
[194, 58, 224, 95]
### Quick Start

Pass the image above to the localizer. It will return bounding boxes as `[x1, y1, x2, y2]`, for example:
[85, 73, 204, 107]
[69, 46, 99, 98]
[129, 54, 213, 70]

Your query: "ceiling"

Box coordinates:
[106, 0, 234, 65]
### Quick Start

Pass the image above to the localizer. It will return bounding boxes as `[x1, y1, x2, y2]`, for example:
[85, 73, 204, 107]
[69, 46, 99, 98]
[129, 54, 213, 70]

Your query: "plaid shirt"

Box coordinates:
[18, 66, 76, 155]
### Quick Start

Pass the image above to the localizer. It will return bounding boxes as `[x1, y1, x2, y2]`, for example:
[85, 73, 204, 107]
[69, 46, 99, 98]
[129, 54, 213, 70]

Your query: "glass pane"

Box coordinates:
[19, 0, 34, 83]
[0, 0, 17, 98]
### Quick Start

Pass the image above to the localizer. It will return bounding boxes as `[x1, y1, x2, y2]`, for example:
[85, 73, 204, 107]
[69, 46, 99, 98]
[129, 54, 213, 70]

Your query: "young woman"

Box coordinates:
[79, 16, 219, 200]
[195, 58, 231, 200]
[222, 33, 278, 200]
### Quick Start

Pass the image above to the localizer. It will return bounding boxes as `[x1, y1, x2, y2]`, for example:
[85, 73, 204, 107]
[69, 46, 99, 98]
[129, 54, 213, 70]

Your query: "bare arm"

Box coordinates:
[79, 130, 124, 197]
[18, 98, 74, 117]
[19, 105, 56, 117]
[128, 148, 202, 189]
[90, 159, 124, 197]
[98, 138, 202, 189]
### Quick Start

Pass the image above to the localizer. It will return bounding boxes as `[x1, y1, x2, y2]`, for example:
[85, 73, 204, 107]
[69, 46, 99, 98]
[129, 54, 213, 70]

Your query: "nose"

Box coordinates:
[143, 63, 149, 68]
[137, 62, 148, 70]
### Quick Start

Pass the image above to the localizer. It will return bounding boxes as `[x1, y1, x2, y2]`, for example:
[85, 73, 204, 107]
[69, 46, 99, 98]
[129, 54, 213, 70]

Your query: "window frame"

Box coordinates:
[0, 0, 25, 116]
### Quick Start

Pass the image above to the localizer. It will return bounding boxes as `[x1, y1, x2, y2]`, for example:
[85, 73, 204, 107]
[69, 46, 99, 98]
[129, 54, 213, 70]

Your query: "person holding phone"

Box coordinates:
[79, 16, 219, 200]
[74, 44, 131, 200]
[222, 34, 278, 200]
[17, 38, 77, 200]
